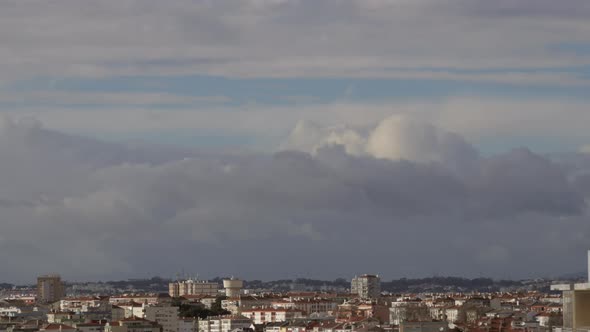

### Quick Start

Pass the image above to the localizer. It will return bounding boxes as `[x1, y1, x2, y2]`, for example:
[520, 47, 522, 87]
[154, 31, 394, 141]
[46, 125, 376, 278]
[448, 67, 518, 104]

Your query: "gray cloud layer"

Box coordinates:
[1, 0, 589, 83]
[1, 116, 589, 283]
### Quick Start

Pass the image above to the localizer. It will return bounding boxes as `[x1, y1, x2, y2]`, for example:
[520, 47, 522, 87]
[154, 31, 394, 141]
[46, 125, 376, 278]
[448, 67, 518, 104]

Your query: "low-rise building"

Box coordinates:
[109, 294, 171, 306]
[198, 316, 253, 332]
[178, 318, 198, 332]
[241, 308, 304, 325]
[105, 317, 162, 332]
[399, 321, 448, 332]
[169, 280, 219, 298]
[144, 306, 179, 332]
[74, 322, 107, 332]
[40, 324, 77, 332]
[115, 302, 145, 319]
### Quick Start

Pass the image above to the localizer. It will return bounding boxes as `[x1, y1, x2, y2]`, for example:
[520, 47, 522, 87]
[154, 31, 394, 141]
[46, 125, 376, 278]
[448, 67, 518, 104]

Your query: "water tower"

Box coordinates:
[223, 277, 244, 298]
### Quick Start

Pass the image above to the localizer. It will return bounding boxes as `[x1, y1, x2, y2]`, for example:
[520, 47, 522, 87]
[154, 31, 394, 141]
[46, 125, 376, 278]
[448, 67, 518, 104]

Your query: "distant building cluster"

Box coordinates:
[4, 259, 590, 332]
[169, 279, 220, 298]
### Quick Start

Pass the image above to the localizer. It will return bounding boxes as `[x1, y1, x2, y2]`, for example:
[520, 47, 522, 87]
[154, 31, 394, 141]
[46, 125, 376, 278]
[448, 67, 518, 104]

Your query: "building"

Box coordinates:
[272, 299, 338, 315]
[169, 279, 219, 297]
[109, 294, 171, 306]
[198, 316, 253, 332]
[223, 278, 244, 298]
[390, 299, 430, 325]
[241, 308, 304, 324]
[116, 302, 145, 318]
[551, 250, 590, 331]
[59, 296, 106, 312]
[178, 318, 198, 332]
[37, 275, 65, 303]
[40, 323, 77, 332]
[74, 322, 107, 332]
[400, 321, 448, 332]
[144, 305, 179, 332]
[351, 275, 381, 300]
[105, 318, 162, 332]
[46, 312, 83, 324]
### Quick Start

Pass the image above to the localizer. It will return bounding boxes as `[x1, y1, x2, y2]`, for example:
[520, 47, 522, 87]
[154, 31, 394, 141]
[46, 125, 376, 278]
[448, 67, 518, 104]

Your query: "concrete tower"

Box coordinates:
[37, 274, 64, 303]
[551, 250, 590, 330]
[223, 277, 244, 298]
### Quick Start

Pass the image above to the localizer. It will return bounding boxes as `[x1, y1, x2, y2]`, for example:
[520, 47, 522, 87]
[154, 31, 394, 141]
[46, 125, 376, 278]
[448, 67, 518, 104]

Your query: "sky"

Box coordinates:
[1, 0, 590, 283]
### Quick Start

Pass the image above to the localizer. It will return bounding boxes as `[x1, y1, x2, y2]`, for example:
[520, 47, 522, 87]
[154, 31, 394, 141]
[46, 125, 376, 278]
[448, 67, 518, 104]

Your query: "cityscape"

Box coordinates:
[1, 252, 590, 332]
[2, 3, 590, 332]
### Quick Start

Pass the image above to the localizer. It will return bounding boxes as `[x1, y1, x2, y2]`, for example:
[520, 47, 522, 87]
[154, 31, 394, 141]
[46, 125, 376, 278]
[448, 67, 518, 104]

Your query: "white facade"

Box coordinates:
[351, 275, 381, 299]
[116, 303, 145, 318]
[241, 309, 304, 324]
[60, 297, 105, 312]
[444, 307, 459, 323]
[198, 317, 253, 332]
[223, 279, 244, 298]
[169, 280, 219, 297]
[109, 295, 170, 306]
[272, 300, 338, 315]
[0, 307, 21, 317]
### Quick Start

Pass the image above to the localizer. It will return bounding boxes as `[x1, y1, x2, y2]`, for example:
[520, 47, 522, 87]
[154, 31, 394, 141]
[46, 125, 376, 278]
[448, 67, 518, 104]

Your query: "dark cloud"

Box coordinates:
[470, 148, 585, 218]
[0, 118, 589, 283]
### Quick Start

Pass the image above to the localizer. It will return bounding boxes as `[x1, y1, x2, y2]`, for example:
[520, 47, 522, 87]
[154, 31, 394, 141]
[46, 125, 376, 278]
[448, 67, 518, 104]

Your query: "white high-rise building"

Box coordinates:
[351, 274, 381, 299]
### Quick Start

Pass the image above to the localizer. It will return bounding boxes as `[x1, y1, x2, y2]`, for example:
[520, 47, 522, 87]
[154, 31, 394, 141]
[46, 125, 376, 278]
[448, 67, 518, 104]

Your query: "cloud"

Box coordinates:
[0, 0, 589, 84]
[1, 1, 589, 282]
[0, 116, 589, 282]
[4, 96, 587, 156]
[366, 115, 479, 167]
[0, 91, 231, 106]
[284, 115, 479, 174]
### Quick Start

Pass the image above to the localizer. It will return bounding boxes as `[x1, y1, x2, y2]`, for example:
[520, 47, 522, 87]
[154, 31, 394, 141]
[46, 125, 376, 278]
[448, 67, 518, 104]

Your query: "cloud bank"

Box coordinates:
[1, 115, 589, 283]
[1, 0, 589, 83]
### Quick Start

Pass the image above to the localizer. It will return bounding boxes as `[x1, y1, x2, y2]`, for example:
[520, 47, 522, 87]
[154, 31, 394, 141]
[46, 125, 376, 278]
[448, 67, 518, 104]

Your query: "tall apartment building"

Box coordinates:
[351, 274, 381, 299]
[144, 305, 179, 332]
[169, 279, 219, 297]
[551, 250, 590, 331]
[37, 275, 65, 303]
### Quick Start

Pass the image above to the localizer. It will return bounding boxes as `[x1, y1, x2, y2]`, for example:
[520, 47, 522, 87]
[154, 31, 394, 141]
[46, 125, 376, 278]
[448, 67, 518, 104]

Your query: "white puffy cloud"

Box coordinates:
[366, 115, 479, 168]
[284, 115, 478, 173]
[282, 120, 367, 156]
